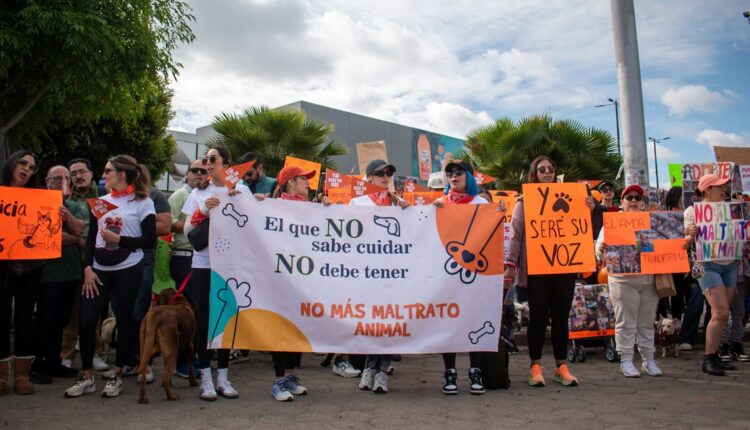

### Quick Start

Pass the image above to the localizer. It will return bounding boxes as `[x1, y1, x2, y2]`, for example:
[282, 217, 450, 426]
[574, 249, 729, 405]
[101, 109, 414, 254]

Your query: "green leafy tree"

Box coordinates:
[210, 106, 348, 176]
[0, 0, 194, 159]
[464, 114, 622, 191]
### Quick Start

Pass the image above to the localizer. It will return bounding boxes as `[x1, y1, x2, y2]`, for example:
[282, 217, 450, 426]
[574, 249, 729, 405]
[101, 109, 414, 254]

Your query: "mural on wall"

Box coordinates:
[412, 130, 465, 181]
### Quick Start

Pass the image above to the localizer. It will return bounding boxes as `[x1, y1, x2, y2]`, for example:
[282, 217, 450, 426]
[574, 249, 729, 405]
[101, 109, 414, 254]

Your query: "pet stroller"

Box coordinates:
[567, 283, 618, 363]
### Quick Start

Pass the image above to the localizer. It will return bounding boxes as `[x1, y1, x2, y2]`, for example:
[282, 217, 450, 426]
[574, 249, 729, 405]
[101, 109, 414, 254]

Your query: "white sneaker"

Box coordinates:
[92, 354, 109, 371]
[137, 365, 154, 384]
[61, 358, 73, 369]
[620, 360, 641, 378]
[271, 379, 293, 402]
[200, 378, 218, 401]
[641, 359, 663, 377]
[101, 376, 123, 397]
[64, 376, 96, 397]
[332, 360, 361, 377]
[284, 375, 308, 395]
[678, 343, 694, 352]
[216, 379, 239, 399]
[358, 368, 376, 390]
[373, 371, 389, 393]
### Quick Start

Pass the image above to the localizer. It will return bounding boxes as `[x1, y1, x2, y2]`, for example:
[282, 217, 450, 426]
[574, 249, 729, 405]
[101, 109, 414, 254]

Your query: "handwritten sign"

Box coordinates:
[522, 183, 595, 275]
[569, 283, 615, 339]
[603, 211, 689, 274]
[0, 186, 63, 260]
[740, 165, 750, 196]
[693, 202, 749, 262]
[679, 162, 734, 208]
[284, 156, 322, 191]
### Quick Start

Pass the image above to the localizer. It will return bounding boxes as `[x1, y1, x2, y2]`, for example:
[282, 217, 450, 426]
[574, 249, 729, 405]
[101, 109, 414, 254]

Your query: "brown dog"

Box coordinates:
[138, 288, 197, 404]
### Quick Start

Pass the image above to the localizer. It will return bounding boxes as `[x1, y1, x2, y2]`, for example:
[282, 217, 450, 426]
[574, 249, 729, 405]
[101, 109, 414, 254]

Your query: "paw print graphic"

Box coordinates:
[552, 193, 573, 213]
[214, 237, 231, 253]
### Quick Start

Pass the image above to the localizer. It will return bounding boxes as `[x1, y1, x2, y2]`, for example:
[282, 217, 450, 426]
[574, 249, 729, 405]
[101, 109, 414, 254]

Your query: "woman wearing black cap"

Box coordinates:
[350, 159, 408, 394]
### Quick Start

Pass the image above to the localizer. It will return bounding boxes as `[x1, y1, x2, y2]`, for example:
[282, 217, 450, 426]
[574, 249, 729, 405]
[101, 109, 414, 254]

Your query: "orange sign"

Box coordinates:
[522, 183, 596, 275]
[0, 186, 63, 260]
[475, 172, 496, 186]
[87, 198, 119, 220]
[403, 191, 443, 205]
[324, 168, 387, 202]
[223, 160, 256, 189]
[284, 156, 322, 191]
[403, 178, 429, 193]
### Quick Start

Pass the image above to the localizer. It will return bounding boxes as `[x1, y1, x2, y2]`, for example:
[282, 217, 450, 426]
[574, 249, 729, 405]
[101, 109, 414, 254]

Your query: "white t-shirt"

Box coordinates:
[94, 194, 155, 271]
[183, 183, 250, 269]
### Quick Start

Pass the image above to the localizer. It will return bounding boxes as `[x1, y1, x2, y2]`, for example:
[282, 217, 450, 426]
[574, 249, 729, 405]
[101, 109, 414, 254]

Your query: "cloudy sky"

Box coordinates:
[168, 0, 750, 187]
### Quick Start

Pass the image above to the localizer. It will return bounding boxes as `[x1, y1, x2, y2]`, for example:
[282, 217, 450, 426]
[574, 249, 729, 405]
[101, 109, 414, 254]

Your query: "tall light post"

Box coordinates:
[648, 136, 670, 188]
[595, 98, 621, 156]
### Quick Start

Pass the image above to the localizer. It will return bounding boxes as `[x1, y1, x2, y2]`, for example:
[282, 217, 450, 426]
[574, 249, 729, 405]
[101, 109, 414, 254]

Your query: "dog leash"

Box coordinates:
[167, 272, 192, 305]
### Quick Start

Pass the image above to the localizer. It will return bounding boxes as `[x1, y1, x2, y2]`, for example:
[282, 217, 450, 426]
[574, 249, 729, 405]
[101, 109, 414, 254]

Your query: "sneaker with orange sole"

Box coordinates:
[553, 364, 578, 386]
[528, 364, 545, 387]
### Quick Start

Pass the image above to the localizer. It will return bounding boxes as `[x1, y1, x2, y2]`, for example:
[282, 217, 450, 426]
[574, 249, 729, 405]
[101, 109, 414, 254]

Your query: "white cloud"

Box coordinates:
[654, 143, 679, 161]
[696, 129, 749, 147]
[660, 85, 733, 116]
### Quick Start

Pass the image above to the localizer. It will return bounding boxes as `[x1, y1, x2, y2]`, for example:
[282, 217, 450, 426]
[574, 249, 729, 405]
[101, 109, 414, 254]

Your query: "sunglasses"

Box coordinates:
[17, 158, 38, 173]
[202, 155, 220, 165]
[103, 167, 118, 175]
[600, 187, 614, 193]
[623, 195, 643, 202]
[537, 166, 555, 174]
[445, 168, 466, 178]
[371, 170, 394, 178]
[189, 167, 208, 175]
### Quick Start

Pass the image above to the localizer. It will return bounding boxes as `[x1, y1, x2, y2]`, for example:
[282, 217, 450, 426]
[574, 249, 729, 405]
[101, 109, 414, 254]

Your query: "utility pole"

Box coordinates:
[609, 0, 649, 187]
[595, 98, 622, 155]
[649, 136, 670, 188]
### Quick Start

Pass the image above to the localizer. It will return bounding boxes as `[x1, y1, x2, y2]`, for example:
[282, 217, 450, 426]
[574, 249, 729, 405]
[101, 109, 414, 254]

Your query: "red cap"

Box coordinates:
[620, 184, 644, 199]
[277, 166, 315, 187]
[697, 173, 730, 192]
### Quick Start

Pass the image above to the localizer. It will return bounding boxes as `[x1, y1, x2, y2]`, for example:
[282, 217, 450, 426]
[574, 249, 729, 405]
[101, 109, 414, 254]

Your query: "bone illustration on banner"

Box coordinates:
[222, 203, 248, 227]
[468, 321, 495, 344]
[373, 215, 401, 237]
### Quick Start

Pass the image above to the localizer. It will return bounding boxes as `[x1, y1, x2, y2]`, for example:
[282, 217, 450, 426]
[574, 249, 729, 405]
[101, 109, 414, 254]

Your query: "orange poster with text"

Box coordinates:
[284, 156, 322, 191]
[0, 186, 63, 260]
[403, 191, 443, 206]
[602, 212, 650, 245]
[522, 183, 596, 275]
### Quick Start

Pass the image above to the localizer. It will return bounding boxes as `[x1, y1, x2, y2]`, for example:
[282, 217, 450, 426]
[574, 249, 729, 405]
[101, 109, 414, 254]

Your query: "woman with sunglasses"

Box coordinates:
[349, 159, 408, 395]
[684, 174, 738, 376]
[596, 185, 663, 377]
[506, 156, 591, 387]
[0, 150, 42, 395]
[64, 155, 156, 398]
[432, 160, 501, 395]
[183, 147, 249, 400]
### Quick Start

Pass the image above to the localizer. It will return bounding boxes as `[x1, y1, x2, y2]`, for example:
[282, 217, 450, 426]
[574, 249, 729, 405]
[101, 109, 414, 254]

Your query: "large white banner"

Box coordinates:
[207, 194, 505, 353]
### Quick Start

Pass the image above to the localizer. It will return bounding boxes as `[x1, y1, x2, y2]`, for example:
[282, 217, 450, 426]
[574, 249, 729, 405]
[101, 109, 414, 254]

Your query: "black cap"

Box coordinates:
[444, 161, 474, 176]
[365, 159, 396, 176]
[597, 181, 615, 190]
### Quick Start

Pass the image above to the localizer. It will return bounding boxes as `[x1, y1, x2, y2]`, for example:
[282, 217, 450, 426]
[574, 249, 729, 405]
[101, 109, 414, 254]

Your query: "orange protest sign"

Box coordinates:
[403, 191, 443, 205]
[435, 203, 505, 277]
[223, 160, 256, 189]
[602, 212, 650, 245]
[403, 178, 429, 193]
[639, 239, 690, 274]
[522, 183, 596, 275]
[87, 198, 118, 220]
[568, 283, 615, 340]
[474, 172, 496, 186]
[0, 186, 63, 260]
[327, 187, 352, 204]
[284, 156, 322, 191]
[350, 177, 387, 198]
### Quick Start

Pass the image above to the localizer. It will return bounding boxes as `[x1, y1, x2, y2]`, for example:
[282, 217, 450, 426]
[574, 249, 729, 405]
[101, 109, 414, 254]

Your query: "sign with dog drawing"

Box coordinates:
[693, 202, 750, 262]
[522, 183, 596, 275]
[0, 186, 63, 260]
[208, 194, 505, 353]
[602, 211, 688, 274]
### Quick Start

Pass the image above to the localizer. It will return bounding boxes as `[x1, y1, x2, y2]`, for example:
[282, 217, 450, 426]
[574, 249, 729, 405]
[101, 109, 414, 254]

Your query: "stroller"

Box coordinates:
[567, 283, 618, 363]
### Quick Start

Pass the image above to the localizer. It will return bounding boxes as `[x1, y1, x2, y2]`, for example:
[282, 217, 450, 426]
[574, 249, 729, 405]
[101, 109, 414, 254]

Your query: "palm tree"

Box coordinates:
[209, 106, 348, 176]
[464, 114, 622, 191]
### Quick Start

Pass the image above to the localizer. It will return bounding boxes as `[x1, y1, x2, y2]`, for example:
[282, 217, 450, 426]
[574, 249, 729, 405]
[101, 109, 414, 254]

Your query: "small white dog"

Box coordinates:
[655, 317, 681, 358]
[513, 301, 530, 331]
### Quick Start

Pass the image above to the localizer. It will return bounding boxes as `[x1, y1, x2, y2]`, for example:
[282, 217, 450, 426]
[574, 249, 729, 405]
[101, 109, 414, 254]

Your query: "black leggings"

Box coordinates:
[0, 263, 42, 358]
[191, 268, 229, 369]
[80, 262, 143, 370]
[271, 352, 301, 377]
[526, 274, 576, 362]
[442, 352, 482, 370]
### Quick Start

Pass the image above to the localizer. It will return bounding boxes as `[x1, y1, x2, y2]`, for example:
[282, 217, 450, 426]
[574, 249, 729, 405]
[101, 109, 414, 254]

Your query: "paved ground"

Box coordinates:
[2, 342, 750, 430]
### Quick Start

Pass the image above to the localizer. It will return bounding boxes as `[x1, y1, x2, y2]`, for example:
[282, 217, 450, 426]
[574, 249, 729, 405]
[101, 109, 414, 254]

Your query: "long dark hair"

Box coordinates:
[108, 154, 150, 199]
[527, 155, 557, 183]
[1, 149, 38, 188]
[209, 146, 232, 166]
[664, 186, 682, 210]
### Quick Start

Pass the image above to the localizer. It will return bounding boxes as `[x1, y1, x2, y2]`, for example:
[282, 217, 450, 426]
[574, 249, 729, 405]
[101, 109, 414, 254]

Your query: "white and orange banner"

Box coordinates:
[208, 195, 504, 353]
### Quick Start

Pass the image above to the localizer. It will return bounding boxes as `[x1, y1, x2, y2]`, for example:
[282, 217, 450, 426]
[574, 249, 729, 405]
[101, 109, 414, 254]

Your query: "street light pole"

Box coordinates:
[595, 98, 622, 156]
[648, 136, 670, 188]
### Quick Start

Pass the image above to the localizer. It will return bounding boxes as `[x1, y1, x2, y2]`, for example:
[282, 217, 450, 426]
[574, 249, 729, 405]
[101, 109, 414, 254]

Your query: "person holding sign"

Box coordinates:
[183, 147, 249, 400]
[64, 155, 156, 398]
[506, 156, 588, 388]
[0, 150, 41, 396]
[684, 173, 738, 376]
[596, 185, 663, 378]
[350, 159, 408, 395]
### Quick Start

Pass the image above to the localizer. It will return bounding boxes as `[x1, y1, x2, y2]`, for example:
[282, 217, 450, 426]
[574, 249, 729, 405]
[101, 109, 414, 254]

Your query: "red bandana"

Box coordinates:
[281, 193, 307, 202]
[110, 184, 135, 198]
[445, 191, 474, 205]
[368, 191, 392, 206]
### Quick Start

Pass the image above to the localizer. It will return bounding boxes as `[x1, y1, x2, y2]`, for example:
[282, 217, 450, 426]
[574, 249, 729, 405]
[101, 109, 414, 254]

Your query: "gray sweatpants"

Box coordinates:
[609, 275, 659, 362]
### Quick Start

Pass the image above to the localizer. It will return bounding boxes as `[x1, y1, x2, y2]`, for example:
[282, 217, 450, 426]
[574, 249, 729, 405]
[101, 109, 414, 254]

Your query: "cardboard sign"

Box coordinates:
[693, 202, 750, 262]
[475, 172, 496, 186]
[602, 211, 689, 274]
[569, 283, 615, 339]
[0, 186, 63, 260]
[356, 141, 388, 176]
[284, 156, 322, 191]
[522, 183, 596, 275]
[222, 160, 256, 189]
[87, 198, 119, 220]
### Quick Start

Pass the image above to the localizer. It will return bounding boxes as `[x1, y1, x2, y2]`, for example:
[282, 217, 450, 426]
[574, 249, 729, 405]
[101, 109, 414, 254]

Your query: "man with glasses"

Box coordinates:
[238, 152, 277, 196]
[60, 159, 109, 372]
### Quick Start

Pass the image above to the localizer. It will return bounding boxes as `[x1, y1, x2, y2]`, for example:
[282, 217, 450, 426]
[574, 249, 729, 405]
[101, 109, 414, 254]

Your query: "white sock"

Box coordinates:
[200, 368, 212, 381]
[217, 368, 228, 384]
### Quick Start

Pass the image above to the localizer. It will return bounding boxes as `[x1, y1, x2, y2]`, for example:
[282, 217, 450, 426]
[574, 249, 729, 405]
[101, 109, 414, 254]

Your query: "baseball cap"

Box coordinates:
[444, 161, 474, 176]
[277, 166, 315, 187]
[697, 173, 730, 192]
[365, 159, 396, 176]
[620, 184, 644, 199]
